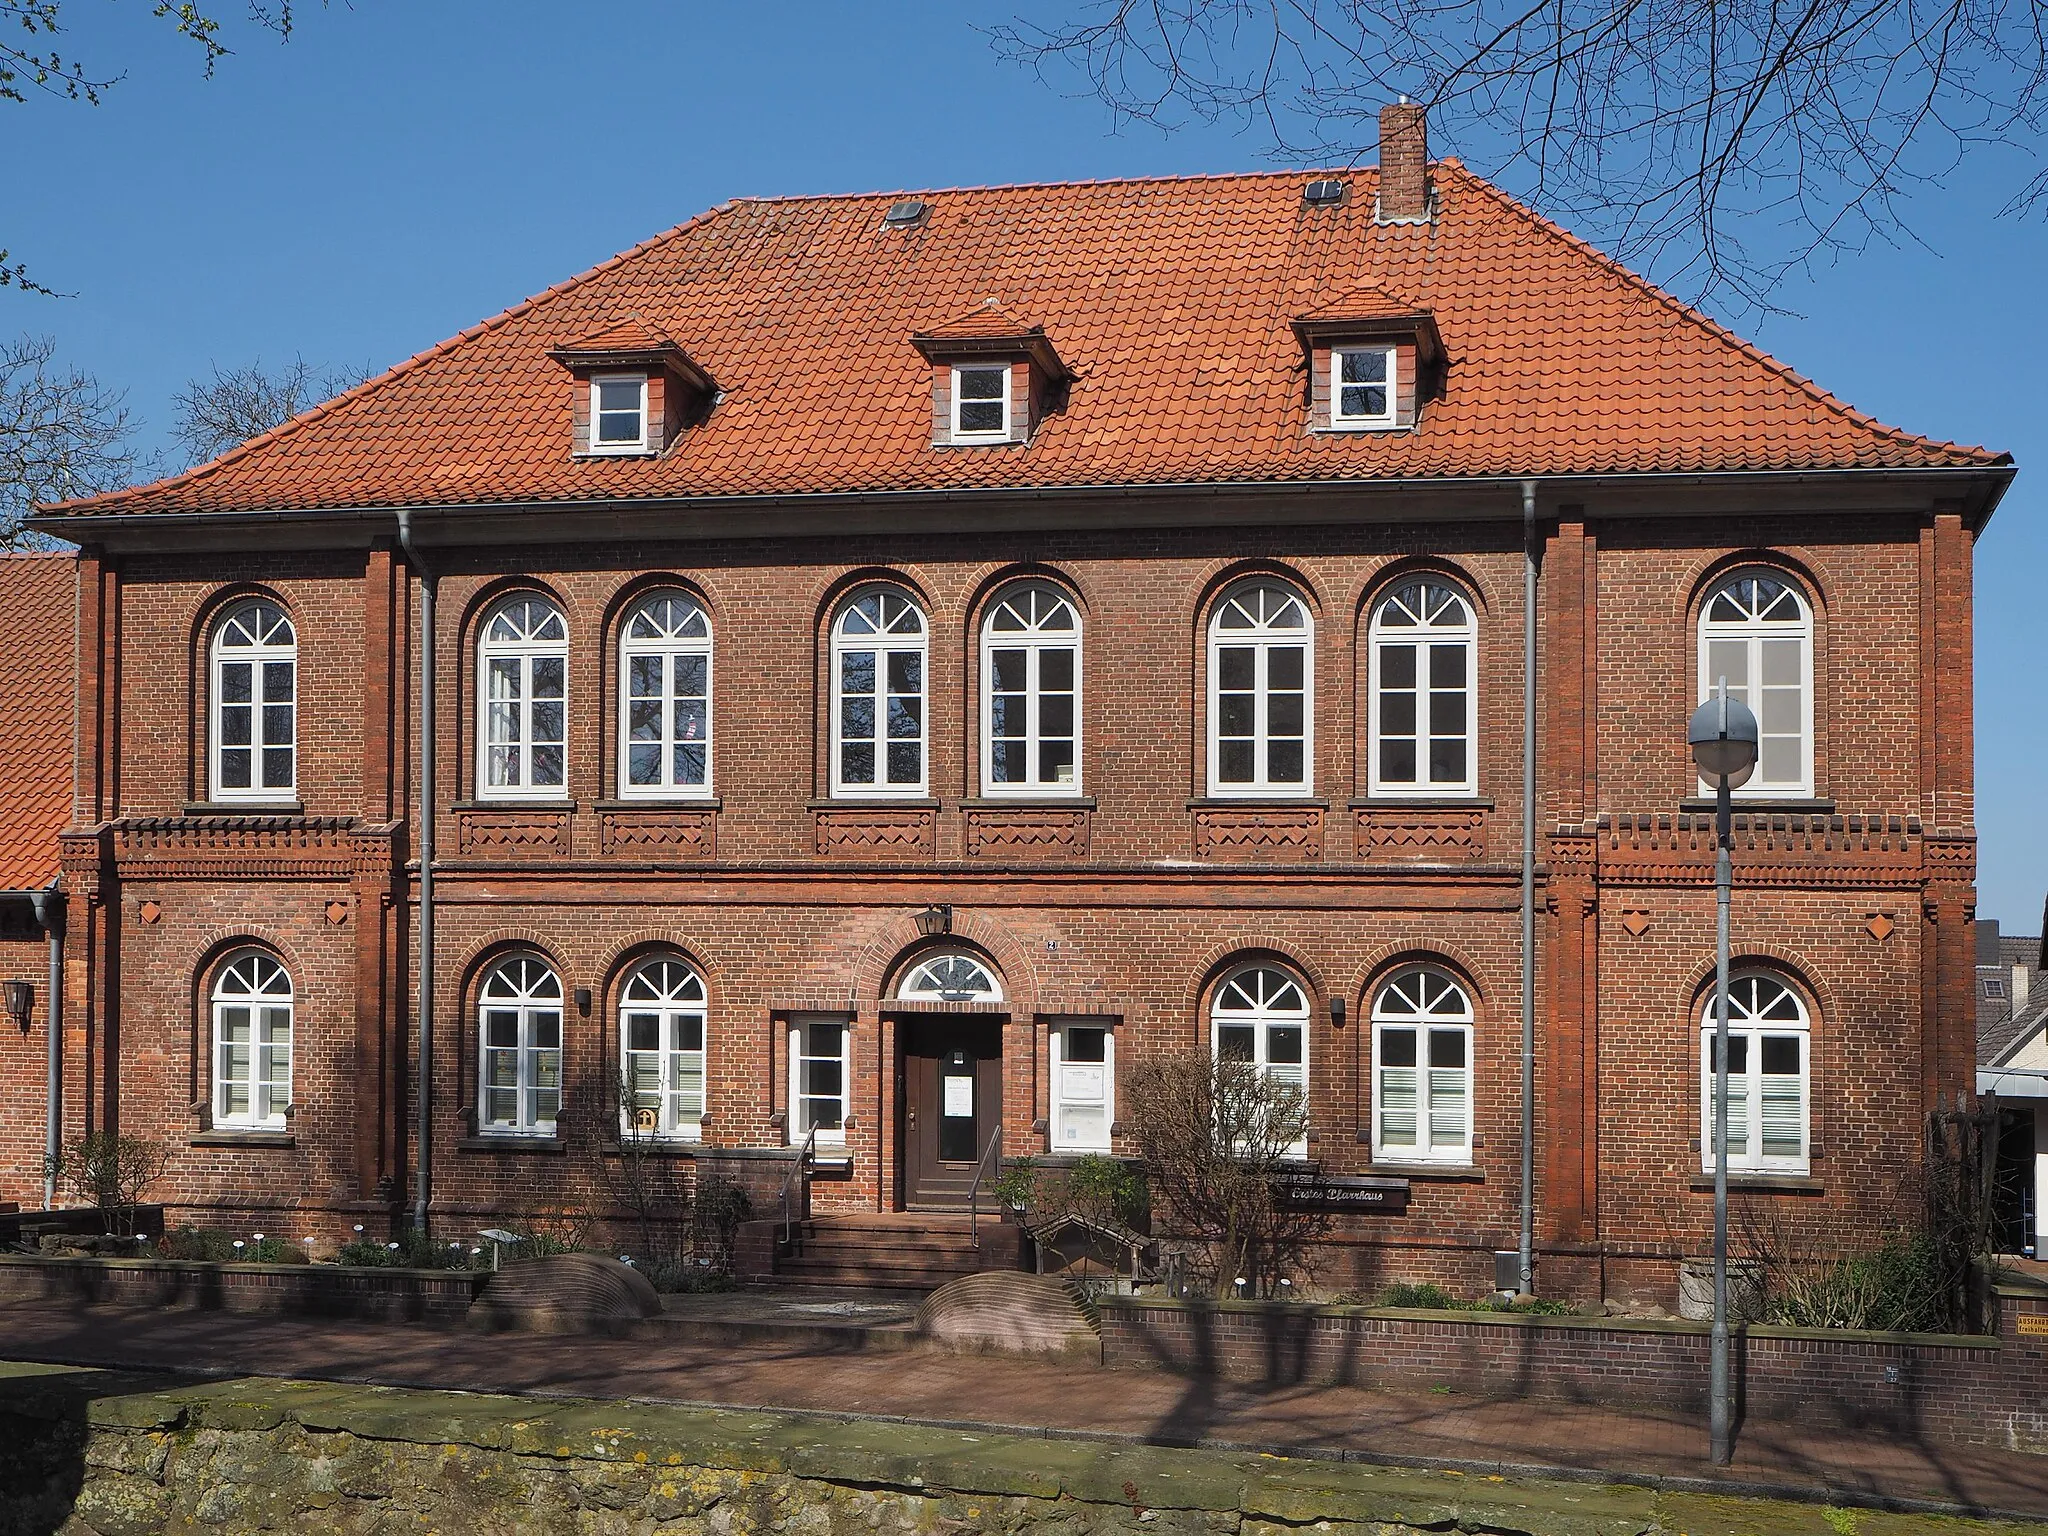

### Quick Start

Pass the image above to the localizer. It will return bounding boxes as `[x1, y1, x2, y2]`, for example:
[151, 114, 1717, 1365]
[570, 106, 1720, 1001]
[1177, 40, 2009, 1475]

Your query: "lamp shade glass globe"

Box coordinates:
[1687, 694, 1760, 785]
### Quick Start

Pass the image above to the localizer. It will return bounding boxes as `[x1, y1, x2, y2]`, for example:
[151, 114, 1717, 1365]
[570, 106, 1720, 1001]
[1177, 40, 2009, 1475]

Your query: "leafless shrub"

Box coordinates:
[44, 1131, 171, 1235]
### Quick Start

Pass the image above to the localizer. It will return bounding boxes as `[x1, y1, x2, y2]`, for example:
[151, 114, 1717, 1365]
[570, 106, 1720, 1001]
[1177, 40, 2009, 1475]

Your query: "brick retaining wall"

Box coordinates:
[0, 1253, 486, 1324]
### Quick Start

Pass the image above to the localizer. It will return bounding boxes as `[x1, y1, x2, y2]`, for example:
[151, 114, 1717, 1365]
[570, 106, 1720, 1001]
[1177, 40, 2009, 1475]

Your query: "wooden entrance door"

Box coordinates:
[901, 1017, 1002, 1210]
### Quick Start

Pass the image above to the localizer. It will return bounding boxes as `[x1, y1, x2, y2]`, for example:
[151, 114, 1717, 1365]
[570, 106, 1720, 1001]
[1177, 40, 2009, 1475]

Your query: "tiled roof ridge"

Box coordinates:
[1441, 164, 2008, 469]
[726, 165, 1371, 207]
[48, 204, 745, 516]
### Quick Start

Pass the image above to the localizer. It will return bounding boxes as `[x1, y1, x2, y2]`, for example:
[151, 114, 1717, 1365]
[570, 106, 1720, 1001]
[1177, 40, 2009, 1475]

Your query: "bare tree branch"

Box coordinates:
[170, 355, 368, 467]
[0, 334, 139, 547]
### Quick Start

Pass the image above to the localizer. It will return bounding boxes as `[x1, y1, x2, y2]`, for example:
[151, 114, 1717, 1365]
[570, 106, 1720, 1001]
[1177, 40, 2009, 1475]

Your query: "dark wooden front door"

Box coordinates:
[901, 1017, 1002, 1210]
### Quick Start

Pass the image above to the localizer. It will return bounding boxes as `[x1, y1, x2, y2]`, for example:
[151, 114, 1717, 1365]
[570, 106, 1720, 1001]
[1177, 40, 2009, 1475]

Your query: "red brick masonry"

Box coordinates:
[0, 1253, 484, 1325]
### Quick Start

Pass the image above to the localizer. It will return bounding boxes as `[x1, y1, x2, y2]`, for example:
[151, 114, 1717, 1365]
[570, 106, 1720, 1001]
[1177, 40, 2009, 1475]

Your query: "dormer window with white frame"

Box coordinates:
[1331, 346, 1397, 429]
[590, 374, 649, 454]
[952, 364, 1010, 440]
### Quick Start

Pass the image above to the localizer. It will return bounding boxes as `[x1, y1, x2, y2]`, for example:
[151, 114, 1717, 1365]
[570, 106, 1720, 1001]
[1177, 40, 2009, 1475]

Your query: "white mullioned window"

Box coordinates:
[952, 364, 1010, 439]
[897, 950, 1003, 1002]
[478, 595, 569, 799]
[790, 1014, 851, 1144]
[1050, 1021, 1114, 1152]
[210, 599, 297, 802]
[212, 949, 292, 1129]
[477, 955, 563, 1136]
[1208, 581, 1313, 796]
[982, 583, 1081, 794]
[620, 958, 707, 1141]
[1699, 973, 1811, 1174]
[619, 591, 712, 797]
[831, 587, 927, 796]
[1331, 346, 1396, 428]
[1371, 967, 1474, 1163]
[1369, 579, 1477, 796]
[1211, 964, 1310, 1156]
[590, 374, 649, 453]
[1698, 570, 1813, 798]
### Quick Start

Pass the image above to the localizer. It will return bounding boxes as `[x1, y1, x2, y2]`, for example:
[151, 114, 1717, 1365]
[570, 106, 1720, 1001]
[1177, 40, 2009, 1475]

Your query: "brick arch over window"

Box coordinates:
[458, 579, 577, 803]
[1680, 547, 1833, 626]
[1686, 556, 1827, 800]
[186, 931, 303, 1118]
[1355, 557, 1494, 626]
[848, 909, 1037, 1013]
[1678, 949, 1832, 1029]
[185, 584, 297, 805]
[1195, 565, 1321, 799]
[967, 565, 1089, 800]
[457, 938, 569, 1134]
[1349, 942, 1493, 1020]
[1183, 941, 1330, 1021]
[455, 933, 570, 1002]
[593, 932, 716, 1004]
[602, 577, 717, 801]
[961, 562, 1092, 636]
[808, 565, 935, 637]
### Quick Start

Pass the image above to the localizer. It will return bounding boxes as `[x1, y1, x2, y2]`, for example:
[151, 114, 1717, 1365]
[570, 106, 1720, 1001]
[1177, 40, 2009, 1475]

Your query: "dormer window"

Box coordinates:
[592, 375, 649, 453]
[953, 365, 1010, 438]
[1332, 347, 1396, 428]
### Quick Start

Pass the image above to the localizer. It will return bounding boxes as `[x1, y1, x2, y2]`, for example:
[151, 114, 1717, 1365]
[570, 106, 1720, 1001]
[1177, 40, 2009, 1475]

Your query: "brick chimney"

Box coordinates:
[1378, 97, 1431, 222]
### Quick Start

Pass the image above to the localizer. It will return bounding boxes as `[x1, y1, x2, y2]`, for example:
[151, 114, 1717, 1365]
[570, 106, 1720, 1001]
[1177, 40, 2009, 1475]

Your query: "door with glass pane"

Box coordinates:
[901, 1017, 1002, 1209]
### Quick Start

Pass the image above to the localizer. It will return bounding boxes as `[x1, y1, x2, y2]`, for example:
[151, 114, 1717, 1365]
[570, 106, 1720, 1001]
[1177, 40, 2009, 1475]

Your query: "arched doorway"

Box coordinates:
[895, 949, 1004, 1210]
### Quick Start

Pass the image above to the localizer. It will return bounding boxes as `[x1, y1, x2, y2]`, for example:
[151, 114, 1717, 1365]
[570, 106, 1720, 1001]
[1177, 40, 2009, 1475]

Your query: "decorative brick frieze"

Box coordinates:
[598, 808, 716, 859]
[812, 807, 937, 859]
[1594, 809, 1928, 888]
[964, 806, 1090, 860]
[454, 808, 570, 857]
[107, 815, 359, 880]
[1355, 805, 1486, 861]
[1192, 805, 1323, 861]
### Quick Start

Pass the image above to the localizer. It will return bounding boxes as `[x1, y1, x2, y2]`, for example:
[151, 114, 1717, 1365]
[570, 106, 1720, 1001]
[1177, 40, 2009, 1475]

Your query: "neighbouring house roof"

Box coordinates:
[0, 554, 74, 891]
[39, 163, 2007, 522]
[1979, 930, 2045, 1070]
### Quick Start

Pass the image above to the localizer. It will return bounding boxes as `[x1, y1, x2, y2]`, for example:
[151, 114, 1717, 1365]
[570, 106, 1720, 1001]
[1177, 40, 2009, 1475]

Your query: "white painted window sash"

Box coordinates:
[589, 373, 649, 454]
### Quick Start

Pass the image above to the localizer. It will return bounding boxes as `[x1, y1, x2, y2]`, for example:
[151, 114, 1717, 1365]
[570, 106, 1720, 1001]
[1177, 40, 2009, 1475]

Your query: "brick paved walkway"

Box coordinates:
[5, 1299, 2047, 1521]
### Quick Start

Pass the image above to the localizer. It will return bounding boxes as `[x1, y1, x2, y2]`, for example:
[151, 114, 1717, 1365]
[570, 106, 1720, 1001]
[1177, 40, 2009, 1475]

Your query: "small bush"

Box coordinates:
[1345, 1282, 1571, 1315]
[159, 1228, 311, 1264]
[336, 1230, 491, 1270]
[1381, 1282, 1462, 1309]
[1762, 1232, 1950, 1333]
[643, 1256, 741, 1294]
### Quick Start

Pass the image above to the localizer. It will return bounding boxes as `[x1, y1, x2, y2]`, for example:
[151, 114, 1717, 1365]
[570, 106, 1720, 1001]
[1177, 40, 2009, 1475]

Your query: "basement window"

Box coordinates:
[590, 374, 649, 453]
[952, 365, 1010, 439]
[1331, 346, 1396, 429]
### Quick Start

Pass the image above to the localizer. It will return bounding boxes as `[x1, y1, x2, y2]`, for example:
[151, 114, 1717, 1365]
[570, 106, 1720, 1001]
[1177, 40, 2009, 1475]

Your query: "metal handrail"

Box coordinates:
[967, 1124, 1003, 1250]
[781, 1125, 818, 1244]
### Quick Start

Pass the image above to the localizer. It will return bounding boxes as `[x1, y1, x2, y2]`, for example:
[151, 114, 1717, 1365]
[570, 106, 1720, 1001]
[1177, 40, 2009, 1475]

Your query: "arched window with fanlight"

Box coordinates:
[897, 949, 1004, 1002]
[982, 582, 1081, 795]
[478, 595, 568, 798]
[619, 957, 707, 1140]
[477, 954, 563, 1136]
[1207, 580, 1313, 796]
[1369, 579, 1476, 796]
[1699, 972, 1811, 1173]
[211, 949, 292, 1129]
[210, 599, 296, 802]
[1698, 569, 1813, 797]
[1371, 966, 1474, 1163]
[831, 587, 927, 796]
[619, 591, 712, 797]
[1210, 964, 1310, 1155]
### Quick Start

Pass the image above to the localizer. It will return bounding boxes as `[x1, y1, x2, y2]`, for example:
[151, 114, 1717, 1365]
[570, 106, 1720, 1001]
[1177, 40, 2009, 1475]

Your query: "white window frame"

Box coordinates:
[980, 582, 1082, 797]
[951, 363, 1011, 440]
[830, 587, 928, 797]
[619, 957, 707, 1142]
[589, 373, 649, 454]
[897, 950, 1004, 1002]
[1210, 964, 1310, 1157]
[477, 954, 564, 1138]
[789, 1013, 852, 1146]
[209, 599, 297, 803]
[617, 590, 713, 799]
[477, 595, 570, 801]
[1697, 569, 1814, 799]
[1698, 973, 1811, 1175]
[211, 949, 293, 1130]
[1050, 1020, 1114, 1153]
[1206, 581, 1314, 798]
[1368, 580, 1477, 797]
[1330, 345, 1397, 429]
[1369, 966, 1475, 1164]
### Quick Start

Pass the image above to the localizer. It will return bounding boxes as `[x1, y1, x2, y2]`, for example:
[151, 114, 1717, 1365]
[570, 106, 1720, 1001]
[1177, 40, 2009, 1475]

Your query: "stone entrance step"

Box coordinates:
[747, 1213, 1025, 1291]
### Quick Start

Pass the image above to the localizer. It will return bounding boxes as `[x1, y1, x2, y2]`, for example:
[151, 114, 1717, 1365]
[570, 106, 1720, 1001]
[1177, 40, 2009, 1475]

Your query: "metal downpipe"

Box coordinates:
[33, 884, 61, 1209]
[1519, 479, 1539, 1296]
[395, 511, 436, 1234]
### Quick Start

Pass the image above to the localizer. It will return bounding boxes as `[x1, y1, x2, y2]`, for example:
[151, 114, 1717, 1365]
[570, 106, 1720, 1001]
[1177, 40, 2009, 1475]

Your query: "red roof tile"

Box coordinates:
[1292, 284, 1426, 325]
[44, 164, 2006, 520]
[0, 554, 73, 889]
[915, 299, 1041, 340]
[554, 315, 678, 354]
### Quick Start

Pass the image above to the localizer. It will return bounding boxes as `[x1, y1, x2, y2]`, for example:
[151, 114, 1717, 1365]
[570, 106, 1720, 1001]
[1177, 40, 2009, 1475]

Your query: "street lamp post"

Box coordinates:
[1687, 679, 1759, 1468]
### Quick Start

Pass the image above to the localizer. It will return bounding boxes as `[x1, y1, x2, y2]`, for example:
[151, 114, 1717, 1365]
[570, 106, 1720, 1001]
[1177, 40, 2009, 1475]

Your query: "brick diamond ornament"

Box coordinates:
[325, 901, 350, 926]
[1865, 914, 1895, 941]
[137, 900, 161, 925]
[1621, 910, 1651, 937]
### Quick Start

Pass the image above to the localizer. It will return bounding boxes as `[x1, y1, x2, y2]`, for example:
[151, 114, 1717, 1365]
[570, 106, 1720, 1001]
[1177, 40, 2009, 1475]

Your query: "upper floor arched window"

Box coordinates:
[478, 596, 568, 799]
[1370, 965, 1474, 1163]
[832, 587, 927, 796]
[1207, 581, 1312, 796]
[477, 953, 562, 1136]
[211, 948, 292, 1130]
[982, 582, 1081, 795]
[898, 949, 1004, 1002]
[210, 600, 296, 803]
[1211, 963, 1310, 1155]
[1369, 579, 1476, 796]
[1698, 570, 1812, 797]
[620, 957, 707, 1140]
[619, 591, 712, 797]
[1699, 971, 1810, 1173]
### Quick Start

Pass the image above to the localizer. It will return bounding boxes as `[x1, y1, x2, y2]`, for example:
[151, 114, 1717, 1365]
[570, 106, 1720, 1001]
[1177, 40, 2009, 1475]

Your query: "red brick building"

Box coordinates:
[24, 108, 2014, 1300]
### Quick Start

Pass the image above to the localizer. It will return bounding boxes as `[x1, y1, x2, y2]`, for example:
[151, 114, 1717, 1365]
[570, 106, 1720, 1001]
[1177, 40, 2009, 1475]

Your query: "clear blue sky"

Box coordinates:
[12, 1, 2042, 931]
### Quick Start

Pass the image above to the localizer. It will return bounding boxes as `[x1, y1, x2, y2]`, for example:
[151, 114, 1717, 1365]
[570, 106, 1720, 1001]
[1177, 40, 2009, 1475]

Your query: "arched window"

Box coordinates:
[898, 949, 1003, 1002]
[210, 600, 296, 802]
[478, 595, 568, 798]
[620, 958, 707, 1140]
[619, 591, 712, 797]
[1371, 966, 1474, 1163]
[211, 949, 292, 1129]
[831, 587, 926, 795]
[1211, 963, 1310, 1154]
[1207, 581, 1312, 796]
[1699, 972, 1810, 1173]
[477, 954, 563, 1135]
[982, 583, 1081, 794]
[1698, 570, 1812, 797]
[1369, 580, 1476, 796]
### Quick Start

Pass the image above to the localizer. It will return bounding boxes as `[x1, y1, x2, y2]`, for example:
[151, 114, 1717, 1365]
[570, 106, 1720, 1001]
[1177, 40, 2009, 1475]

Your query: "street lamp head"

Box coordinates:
[1688, 686, 1759, 788]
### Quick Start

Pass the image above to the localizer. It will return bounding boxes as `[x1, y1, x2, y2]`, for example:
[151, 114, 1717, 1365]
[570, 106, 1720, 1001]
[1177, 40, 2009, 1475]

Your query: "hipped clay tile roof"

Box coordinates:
[48, 163, 2006, 520]
[554, 315, 678, 353]
[1292, 284, 1427, 325]
[0, 554, 74, 890]
[916, 299, 1043, 340]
